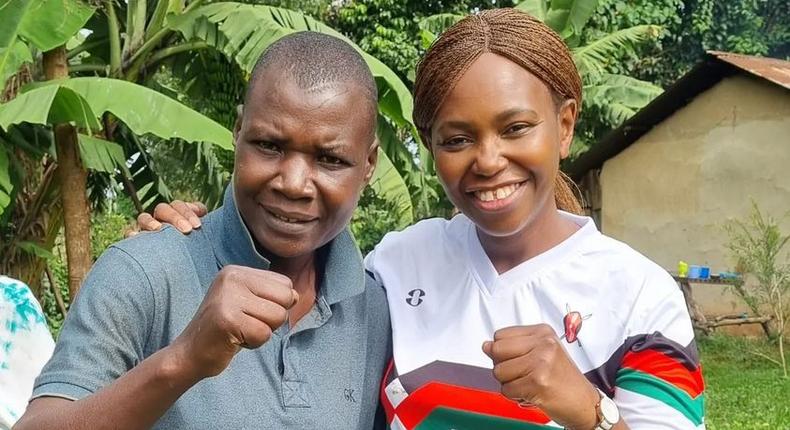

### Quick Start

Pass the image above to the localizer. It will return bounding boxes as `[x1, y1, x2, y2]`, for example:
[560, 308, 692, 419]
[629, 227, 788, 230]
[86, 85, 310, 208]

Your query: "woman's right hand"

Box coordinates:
[136, 201, 208, 234]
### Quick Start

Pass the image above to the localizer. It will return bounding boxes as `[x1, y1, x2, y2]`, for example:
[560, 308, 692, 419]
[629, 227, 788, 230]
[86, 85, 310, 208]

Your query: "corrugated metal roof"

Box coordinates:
[710, 51, 790, 90]
[566, 51, 790, 180]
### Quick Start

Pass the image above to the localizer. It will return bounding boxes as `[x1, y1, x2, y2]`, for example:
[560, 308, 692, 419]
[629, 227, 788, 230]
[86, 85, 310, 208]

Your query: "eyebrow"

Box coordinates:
[315, 142, 355, 156]
[436, 120, 475, 135]
[436, 107, 540, 134]
[494, 107, 540, 122]
[244, 123, 283, 140]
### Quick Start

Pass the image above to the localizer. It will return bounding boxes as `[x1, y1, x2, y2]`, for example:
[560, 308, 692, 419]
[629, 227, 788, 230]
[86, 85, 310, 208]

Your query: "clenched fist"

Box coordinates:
[171, 265, 298, 379]
[483, 324, 601, 430]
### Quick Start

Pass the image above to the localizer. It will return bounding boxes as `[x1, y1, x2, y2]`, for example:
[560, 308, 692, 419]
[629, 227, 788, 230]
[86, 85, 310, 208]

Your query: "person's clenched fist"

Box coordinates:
[483, 324, 600, 430]
[172, 265, 298, 379]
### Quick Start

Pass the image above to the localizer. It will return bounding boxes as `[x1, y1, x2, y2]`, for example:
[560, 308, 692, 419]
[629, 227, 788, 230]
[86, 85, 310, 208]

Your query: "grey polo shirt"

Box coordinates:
[32, 186, 391, 429]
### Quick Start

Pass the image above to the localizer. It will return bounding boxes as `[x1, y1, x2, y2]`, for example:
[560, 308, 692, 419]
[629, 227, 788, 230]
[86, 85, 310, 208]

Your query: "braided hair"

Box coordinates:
[413, 8, 583, 214]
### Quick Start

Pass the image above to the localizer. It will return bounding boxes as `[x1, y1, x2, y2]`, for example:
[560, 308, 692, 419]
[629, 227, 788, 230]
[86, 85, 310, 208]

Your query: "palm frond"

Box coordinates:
[573, 25, 661, 78]
[584, 73, 663, 125]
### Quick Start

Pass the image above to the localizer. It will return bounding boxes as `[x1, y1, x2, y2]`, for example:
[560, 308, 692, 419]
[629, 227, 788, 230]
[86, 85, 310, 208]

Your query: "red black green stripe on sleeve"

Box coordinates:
[584, 332, 701, 396]
[582, 332, 704, 426]
[616, 348, 704, 425]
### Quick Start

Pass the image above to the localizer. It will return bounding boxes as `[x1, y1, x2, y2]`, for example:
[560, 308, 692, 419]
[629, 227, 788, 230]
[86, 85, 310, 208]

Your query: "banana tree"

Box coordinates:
[0, 76, 232, 295]
[1, 0, 94, 295]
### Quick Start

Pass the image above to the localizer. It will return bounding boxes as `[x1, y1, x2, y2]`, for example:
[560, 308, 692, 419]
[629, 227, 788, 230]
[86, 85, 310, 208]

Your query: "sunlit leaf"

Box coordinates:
[78, 134, 126, 173]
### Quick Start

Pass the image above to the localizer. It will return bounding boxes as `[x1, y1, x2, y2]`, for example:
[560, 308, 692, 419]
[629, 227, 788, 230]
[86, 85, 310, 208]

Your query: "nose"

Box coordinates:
[270, 154, 316, 200]
[471, 138, 507, 177]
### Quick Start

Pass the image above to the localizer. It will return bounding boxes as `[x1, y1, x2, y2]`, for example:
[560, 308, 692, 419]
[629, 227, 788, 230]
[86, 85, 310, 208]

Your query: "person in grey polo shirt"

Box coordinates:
[15, 32, 390, 430]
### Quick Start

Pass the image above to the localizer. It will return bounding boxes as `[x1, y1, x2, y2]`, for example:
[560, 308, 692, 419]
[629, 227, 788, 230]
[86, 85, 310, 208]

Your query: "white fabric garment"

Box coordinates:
[0, 276, 55, 429]
[365, 212, 705, 429]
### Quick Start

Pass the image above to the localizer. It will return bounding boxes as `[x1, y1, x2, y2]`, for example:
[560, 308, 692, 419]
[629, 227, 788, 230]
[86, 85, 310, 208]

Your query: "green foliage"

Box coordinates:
[329, 0, 511, 83]
[168, 2, 416, 131]
[77, 134, 126, 173]
[515, 0, 548, 20]
[416, 13, 463, 50]
[543, 0, 599, 39]
[584, 0, 789, 88]
[699, 334, 790, 428]
[144, 51, 240, 208]
[40, 253, 68, 337]
[146, 137, 232, 209]
[0, 145, 10, 215]
[0, 78, 232, 149]
[3, 0, 95, 51]
[0, 0, 94, 90]
[0, 40, 32, 92]
[17, 241, 56, 260]
[725, 203, 790, 377]
[0, 77, 234, 216]
[369, 147, 413, 228]
[333, 0, 426, 83]
[170, 50, 246, 131]
[350, 186, 403, 255]
[90, 201, 136, 258]
[40, 199, 135, 338]
[573, 25, 662, 78]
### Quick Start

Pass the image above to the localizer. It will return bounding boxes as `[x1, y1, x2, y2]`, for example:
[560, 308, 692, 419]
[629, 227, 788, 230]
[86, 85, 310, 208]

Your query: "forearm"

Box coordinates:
[15, 343, 201, 430]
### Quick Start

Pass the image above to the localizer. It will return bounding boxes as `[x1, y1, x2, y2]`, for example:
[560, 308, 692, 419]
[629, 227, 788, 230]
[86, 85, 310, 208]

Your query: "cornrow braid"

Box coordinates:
[413, 8, 583, 214]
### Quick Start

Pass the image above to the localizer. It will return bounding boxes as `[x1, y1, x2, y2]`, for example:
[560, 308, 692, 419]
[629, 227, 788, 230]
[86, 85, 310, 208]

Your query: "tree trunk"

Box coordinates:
[43, 46, 92, 299]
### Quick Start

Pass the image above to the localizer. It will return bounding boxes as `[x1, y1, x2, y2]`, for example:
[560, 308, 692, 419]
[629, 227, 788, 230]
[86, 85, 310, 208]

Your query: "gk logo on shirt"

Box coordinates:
[406, 289, 425, 306]
[343, 388, 357, 403]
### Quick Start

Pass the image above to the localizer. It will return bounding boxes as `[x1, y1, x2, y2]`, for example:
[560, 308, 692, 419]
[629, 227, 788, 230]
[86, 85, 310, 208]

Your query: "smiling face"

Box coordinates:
[233, 74, 377, 259]
[429, 53, 577, 238]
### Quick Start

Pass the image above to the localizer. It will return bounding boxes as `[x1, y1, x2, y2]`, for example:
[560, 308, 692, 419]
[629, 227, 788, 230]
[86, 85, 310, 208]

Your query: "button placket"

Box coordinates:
[281, 333, 311, 408]
[280, 303, 326, 409]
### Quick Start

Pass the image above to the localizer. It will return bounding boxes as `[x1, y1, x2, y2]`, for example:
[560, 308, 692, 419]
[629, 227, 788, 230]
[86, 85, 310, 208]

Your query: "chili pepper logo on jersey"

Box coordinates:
[560, 304, 591, 347]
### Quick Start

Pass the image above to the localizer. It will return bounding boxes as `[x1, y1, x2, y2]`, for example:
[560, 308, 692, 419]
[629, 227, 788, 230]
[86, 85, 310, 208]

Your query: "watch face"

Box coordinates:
[600, 396, 620, 422]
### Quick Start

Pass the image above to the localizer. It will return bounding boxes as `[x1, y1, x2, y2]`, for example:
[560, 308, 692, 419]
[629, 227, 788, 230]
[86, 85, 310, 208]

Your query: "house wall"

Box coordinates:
[599, 75, 790, 325]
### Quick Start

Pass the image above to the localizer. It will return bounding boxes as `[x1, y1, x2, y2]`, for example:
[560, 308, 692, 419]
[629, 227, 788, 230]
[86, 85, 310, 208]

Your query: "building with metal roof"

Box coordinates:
[567, 51, 790, 328]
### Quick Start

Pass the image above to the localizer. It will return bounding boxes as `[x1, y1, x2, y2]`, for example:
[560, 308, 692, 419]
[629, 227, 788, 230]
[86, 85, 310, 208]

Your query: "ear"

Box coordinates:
[558, 99, 577, 160]
[362, 139, 380, 189]
[233, 104, 244, 147]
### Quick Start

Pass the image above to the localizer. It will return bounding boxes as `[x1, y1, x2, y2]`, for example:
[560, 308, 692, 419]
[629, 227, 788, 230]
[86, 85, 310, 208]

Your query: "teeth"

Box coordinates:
[474, 183, 521, 202]
[273, 213, 300, 223]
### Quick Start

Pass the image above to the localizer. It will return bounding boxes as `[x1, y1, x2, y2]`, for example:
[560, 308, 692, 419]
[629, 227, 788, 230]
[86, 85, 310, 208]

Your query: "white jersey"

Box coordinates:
[365, 212, 704, 429]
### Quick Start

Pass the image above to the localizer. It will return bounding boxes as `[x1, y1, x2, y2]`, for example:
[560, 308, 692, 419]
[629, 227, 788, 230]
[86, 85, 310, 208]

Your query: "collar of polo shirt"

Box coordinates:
[205, 183, 366, 305]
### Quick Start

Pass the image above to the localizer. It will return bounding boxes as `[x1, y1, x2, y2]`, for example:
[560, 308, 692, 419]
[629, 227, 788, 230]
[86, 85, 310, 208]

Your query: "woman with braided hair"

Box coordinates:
[139, 8, 705, 430]
[369, 9, 705, 429]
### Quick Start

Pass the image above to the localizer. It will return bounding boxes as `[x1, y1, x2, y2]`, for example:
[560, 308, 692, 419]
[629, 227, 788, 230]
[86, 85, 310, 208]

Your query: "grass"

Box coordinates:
[699, 334, 790, 429]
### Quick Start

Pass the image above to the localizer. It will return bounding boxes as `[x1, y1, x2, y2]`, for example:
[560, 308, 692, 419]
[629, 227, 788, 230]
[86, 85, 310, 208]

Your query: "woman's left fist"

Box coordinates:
[483, 324, 600, 430]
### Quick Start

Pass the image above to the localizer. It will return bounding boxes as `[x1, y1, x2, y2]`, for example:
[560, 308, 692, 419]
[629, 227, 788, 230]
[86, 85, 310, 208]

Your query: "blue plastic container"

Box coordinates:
[688, 265, 702, 279]
[699, 266, 710, 279]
